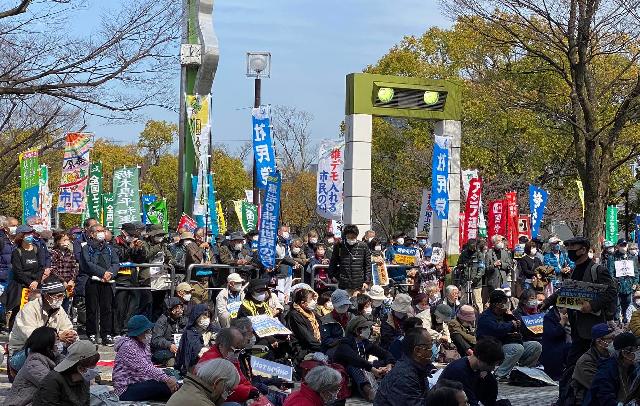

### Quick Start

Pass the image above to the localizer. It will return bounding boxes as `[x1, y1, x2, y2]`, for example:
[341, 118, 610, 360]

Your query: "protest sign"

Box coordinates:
[372, 263, 389, 286]
[394, 246, 418, 266]
[430, 136, 450, 220]
[216, 200, 227, 235]
[248, 315, 292, 338]
[252, 106, 276, 189]
[177, 213, 197, 233]
[146, 199, 168, 233]
[192, 174, 219, 235]
[57, 133, 92, 214]
[245, 189, 254, 203]
[462, 169, 487, 238]
[529, 185, 548, 239]
[141, 194, 157, 224]
[487, 200, 507, 248]
[112, 167, 141, 234]
[430, 247, 445, 264]
[511, 367, 558, 387]
[576, 180, 585, 217]
[615, 260, 635, 277]
[227, 300, 242, 319]
[251, 356, 294, 381]
[521, 314, 544, 334]
[258, 171, 281, 269]
[102, 193, 115, 232]
[186, 94, 211, 216]
[518, 215, 532, 241]
[84, 162, 103, 223]
[20, 148, 40, 222]
[233, 200, 243, 230]
[558, 280, 607, 311]
[37, 165, 52, 230]
[316, 139, 344, 220]
[505, 192, 519, 249]
[606, 206, 619, 245]
[417, 189, 433, 237]
[173, 334, 181, 348]
[242, 201, 258, 232]
[462, 177, 482, 246]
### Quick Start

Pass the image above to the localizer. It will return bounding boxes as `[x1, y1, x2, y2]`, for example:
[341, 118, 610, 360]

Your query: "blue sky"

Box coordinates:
[86, 0, 451, 152]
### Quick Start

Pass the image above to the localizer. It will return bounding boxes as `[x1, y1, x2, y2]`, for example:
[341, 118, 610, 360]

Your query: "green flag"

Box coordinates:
[19, 148, 39, 223]
[605, 205, 619, 245]
[112, 167, 141, 235]
[102, 193, 115, 232]
[146, 199, 168, 233]
[242, 201, 258, 232]
[84, 162, 103, 223]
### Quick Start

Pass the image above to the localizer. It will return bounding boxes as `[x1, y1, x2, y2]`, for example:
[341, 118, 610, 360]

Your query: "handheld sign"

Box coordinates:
[615, 260, 635, 278]
[394, 246, 418, 266]
[251, 356, 293, 381]
[371, 263, 389, 286]
[521, 314, 544, 334]
[248, 315, 292, 338]
[430, 247, 445, 264]
[557, 280, 607, 311]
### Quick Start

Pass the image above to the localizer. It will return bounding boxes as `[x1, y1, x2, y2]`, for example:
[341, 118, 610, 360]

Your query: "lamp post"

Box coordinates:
[246, 52, 271, 207]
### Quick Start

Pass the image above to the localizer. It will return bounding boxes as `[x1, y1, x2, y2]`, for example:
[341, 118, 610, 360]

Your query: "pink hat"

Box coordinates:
[458, 305, 476, 322]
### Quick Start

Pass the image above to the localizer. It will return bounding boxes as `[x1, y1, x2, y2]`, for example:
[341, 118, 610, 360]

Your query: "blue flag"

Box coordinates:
[141, 195, 157, 224]
[190, 174, 219, 236]
[430, 136, 450, 220]
[252, 106, 277, 190]
[529, 185, 548, 238]
[634, 215, 640, 244]
[258, 171, 282, 269]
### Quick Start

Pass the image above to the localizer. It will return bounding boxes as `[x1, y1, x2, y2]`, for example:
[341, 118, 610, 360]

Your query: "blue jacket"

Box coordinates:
[79, 240, 119, 278]
[476, 308, 519, 345]
[439, 357, 498, 406]
[584, 357, 635, 406]
[543, 251, 574, 275]
[0, 232, 16, 280]
[175, 303, 210, 376]
[374, 358, 431, 406]
[540, 308, 570, 380]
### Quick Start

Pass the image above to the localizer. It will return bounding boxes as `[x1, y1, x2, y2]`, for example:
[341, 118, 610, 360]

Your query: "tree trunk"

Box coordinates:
[581, 141, 612, 247]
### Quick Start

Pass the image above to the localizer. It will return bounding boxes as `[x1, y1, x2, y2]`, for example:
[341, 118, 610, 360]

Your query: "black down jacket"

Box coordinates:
[328, 241, 371, 290]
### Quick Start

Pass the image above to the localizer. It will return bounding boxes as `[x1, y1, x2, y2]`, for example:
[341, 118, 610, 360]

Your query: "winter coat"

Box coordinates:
[380, 315, 403, 350]
[516, 255, 542, 281]
[333, 334, 394, 371]
[284, 383, 324, 406]
[374, 358, 431, 406]
[4, 352, 56, 406]
[32, 238, 51, 269]
[457, 248, 485, 288]
[612, 252, 639, 295]
[151, 297, 185, 353]
[543, 251, 574, 276]
[166, 373, 217, 406]
[539, 307, 570, 380]
[484, 248, 513, 290]
[476, 308, 521, 345]
[320, 312, 351, 352]
[286, 306, 322, 365]
[50, 248, 79, 284]
[584, 357, 636, 406]
[79, 240, 119, 279]
[8, 298, 73, 353]
[439, 357, 498, 406]
[113, 336, 169, 396]
[512, 307, 543, 343]
[175, 303, 210, 375]
[448, 318, 477, 357]
[0, 231, 16, 280]
[31, 370, 90, 406]
[198, 345, 256, 403]
[219, 245, 252, 266]
[328, 241, 371, 291]
[572, 346, 608, 403]
[215, 287, 244, 328]
[5, 246, 42, 311]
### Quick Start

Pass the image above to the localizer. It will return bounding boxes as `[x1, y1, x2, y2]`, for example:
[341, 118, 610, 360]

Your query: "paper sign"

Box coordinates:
[173, 334, 182, 347]
[615, 260, 635, 278]
[430, 247, 445, 264]
[251, 356, 293, 381]
[227, 301, 242, 318]
[371, 263, 389, 287]
[20, 288, 29, 309]
[521, 314, 544, 334]
[394, 246, 418, 266]
[557, 280, 607, 311]
[248, 315, 292, 338]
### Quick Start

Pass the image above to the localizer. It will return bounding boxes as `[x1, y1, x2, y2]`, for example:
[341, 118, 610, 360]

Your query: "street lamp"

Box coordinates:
[246, 52, 271, 207]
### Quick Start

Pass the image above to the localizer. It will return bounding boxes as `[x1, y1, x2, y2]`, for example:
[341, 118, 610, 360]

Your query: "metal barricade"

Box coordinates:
[185, 263, 257, 290]
[308, 263, 413, 294]
[115, 263, 178, 296]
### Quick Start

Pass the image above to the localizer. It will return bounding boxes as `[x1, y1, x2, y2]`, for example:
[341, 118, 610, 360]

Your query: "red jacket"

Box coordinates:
[198, 345, 255, 402]
[284, 383, 324, 406]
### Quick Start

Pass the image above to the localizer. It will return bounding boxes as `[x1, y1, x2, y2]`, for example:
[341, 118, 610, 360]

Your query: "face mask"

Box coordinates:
[416, 303, 429, 312]
[327, 238, 335, 244]
[633, 350, 640, 362]
[24, 235, 34, 244]
[292, 247, 301, 254]
[323, 390, 339, 404]
[346, 239, 357, 245]
[307, 300, 317, 310]
[526, 300, 538, 308]
[529, 248, 537, 256]
[418, 239, 427, 246]
[567, 249, 580, 262]
[198, 317, 210, 329]
[335, 305, 350, 314]
[182, 294, 192, 302]
[363, 307, 372, 316]
[252, 292, 267, 302]
[504, 290, 512, 298]
[281, 232, 290, 240]
[588, 252, 594, 259]
[607, 247, 615, 254]
[324, 302, 334, 311]
[143, 333, 152, 344]
[252, 236, 259, 241]
[551, 244, 560, 252]
[620, 247, 628, 254]
[495, 242, 504, 250]
[247, 336, 257, 348]
[310, 238, 318, 244]
[360, 328, 372, 340]
[80, 367, 100, 382]
[8, 226, 17, 235]
[55, 342, 65, 354]
[230, 283, 242, 292]
[608, 343, 617, 357]
[367, 237, 374, 243]
[234, 243, 243, 251]
[95, 232, 106, 241]
[374, 245, 382, 251]
[396, 238, 405, 245]
[394, 311, 407, 320]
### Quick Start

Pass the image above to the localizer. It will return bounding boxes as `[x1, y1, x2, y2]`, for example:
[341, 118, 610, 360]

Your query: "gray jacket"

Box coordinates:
[5, 352, 56, 406]
[484, 248, 513, 289]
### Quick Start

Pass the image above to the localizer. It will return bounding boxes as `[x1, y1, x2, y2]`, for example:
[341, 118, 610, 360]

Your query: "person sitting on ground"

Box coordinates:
[439, 285, 463, 315]
[175, 282, 195, 322]
[512, 289, 543, 343]
[499, 283, 519, 313]
[215, 272, 245, 328]
[237, 278, 276, 318]
[315, 291, 333, 317]
[476, 289, 542, 381]
[388, 317, 424, 360]
[151, 297, 185, 367]
[31, 340, 100, 406]
[432, 303, 454, 343]
[5, 326, 59, 406]
[166, 358, 240, 406]
[540, 305, 571, 381]
[333, 316, 395, 402]
[286, 288, 322, 366]
[449, 305, 477, 357]
[626, 290, 640, 328]
[284, 365, 342, 406]
[113, 315, 178, 402]
[375, 328, 435, 406]
[584, 332, 639, 406]
[354, 293, 373, 319]
[570, 324, 615, 405]
[380, 293, 413, 350]
[175, 303, 214, 376]
[8, 276, 76, 375]
[439, 337, 505, 406]
[320, 289, 353, 354]
[426, 383, 469, 406]
[198, 327, 260, 404]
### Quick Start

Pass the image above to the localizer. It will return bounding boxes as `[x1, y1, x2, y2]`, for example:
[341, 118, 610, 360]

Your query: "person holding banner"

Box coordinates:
[215, 273, 246, 328]
[612, 239, 639, 324]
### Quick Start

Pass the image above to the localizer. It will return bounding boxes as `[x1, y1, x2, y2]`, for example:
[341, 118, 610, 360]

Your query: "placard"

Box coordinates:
[521, 314, 544, 334]
[557, 280, 607, 311]
[371, 263, 389, 286]
[615, 260, 635, 278]
[394, 246, 418, 266]
[251, 356, 293, 381]
[248, 315, 292, 338]
[430, 247, 445, 264]
[227, 301, 242, 318]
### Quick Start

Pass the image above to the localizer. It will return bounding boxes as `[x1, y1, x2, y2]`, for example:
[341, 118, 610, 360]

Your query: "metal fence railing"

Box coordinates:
[115, 263, 178, 296]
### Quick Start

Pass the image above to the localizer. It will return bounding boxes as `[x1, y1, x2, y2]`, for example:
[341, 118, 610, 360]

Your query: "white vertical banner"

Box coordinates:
[417, 188, 433, 235]
[316, 140, 344, 221]
[186, 94, 211, 216]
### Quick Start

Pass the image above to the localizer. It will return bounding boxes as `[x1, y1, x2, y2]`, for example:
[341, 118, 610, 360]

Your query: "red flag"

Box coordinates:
[462, 178, 483, 246]
[518, 215, 532, 241]
[505, 192, 519, 249]
[177, 213, 197, 233]
[487, 200, 507, 248]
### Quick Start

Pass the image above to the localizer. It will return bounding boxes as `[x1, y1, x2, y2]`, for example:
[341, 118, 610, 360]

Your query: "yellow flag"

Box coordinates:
[576, 180, 585, 216]
[216, 200, 227, 235]
[233, 201, 245, 232]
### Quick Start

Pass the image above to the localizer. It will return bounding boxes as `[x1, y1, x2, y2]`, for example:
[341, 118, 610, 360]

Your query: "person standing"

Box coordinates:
[328, 224, 371, 296]
[484, 235, 512, 292]
[80, 224, 118, 346]
[50, 232, 79, 314]
[612, 239, 639, 323]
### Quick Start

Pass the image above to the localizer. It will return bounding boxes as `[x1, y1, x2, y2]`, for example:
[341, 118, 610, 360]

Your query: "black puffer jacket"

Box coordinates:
[151, 297, 185, 352]
[328, 241, 371, 290]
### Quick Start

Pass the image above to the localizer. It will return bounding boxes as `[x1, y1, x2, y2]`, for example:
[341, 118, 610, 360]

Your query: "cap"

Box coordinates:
[229, 232, 245, 241]
[391, 294, 412, 314]
[614, 332, 639, 350]
[40, 276, 65, 295]
[176, 282, 193, 293]
[617, 239, 628, 246]
[346, 316, 374, 335]
[366, 285, 386, 301]
[564, 236, 591, 249]
[518, 236, 529, 244]
[54, 340, 99, 372]
[434, 304, 454, 321]
[121, 222, 139, 236]
[489, 289, 508, 304]
[247, 278, 269, 293]
[16, 225, 33, 234]
[458, 305, 476, 322]
[331, 289, 352, 308]
[227, 273, 244, 283]
[180, 232, 195, 241]
[127, 315, 154, 337]
[591, 323, 613, 340]
[147, 224, 166, 236]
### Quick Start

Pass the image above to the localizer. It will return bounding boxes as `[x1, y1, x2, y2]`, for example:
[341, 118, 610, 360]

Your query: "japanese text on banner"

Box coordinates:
[19, 148, 39, 222]
[112, 167, 141, 235]
[505, 192, 519, 249]
[529, 185, 548, 239]
[316, 140, 344, 220]
[85, 162, 103, 223]
[605, 206, 619, 245]
[417, 189, 432, 236]
[430, 136, 450, 220]
[57, 133, 92, 214]
[258, 171, 282, 268]
[186, 95, 211, 216]
[252, 106, 277, 189]
[37, 165, 52, 230]
[102, 193, 115, 232]
[487, 200, 507, 248]
[463, 177, 482, 246]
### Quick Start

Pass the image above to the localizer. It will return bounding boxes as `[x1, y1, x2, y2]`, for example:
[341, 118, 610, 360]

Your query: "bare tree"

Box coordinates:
[271, 105, 315, 179]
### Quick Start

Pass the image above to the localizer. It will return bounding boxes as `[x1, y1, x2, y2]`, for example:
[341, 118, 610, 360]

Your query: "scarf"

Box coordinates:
[294, 303, 320, 341]
[331, 310, 349, 328]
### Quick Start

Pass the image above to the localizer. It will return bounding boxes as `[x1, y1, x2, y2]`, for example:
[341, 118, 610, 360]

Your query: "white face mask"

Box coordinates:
[327, 238, 335, 244]
[234, 243, 243, 251]
[47, 296, 63, 309]
[143, 333, 152, 344]
[252, 236, 259, 241]
[182, 293, 192, 302]
[495, 242, 504, 249]
[230, 283, 242, 292]
[631, 250, 638, 256]
[306, 300, 317, 310]
[281, 232, 290, 240]
[8, 226, 17, 235]
[635, 298, 640, 307]
[620, 247, 628, 254]
[374, 245, 382, 251]
[309, 238, 318, 244]
[588, 252, 594, 259]
[95, 232, 106, 241]
[371, 299, 383, 308]
[346, 239, 357, 245]
[396, 238, 405, 245]
[198, 317, 210, 329]
[80, 367, 100, 383]
[292, 247, 301, 254]
[607, 247, 615, 254]
[324, 302, 334, 310]
[252, 292, 267, 302]
[363, 307, 372, 316]
[529, 248, 537, 256]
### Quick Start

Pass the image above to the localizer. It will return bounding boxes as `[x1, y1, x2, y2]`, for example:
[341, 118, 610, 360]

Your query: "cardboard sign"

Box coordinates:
[20, 288, 29, 309]
[227, 300, 242, 318]
[248, 315, 292, 338]
[521, 314, 544, 334]
[615, 260, 635, 278]
[251, 356, 294, 381]
[394, 246, 418, 266]
[173, 334, 182, 348]
[430, 247, 445, 264]
[372, 263, 389, 286]
[557, 280, 607, 311]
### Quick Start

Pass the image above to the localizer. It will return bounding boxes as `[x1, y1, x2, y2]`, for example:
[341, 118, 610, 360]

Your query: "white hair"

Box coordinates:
[304, 366, 342, 392]
[0, 216, 6, 228]
[491, 234, 504, 244]
[445, 285, 459, 296]
[194, 359, 240, 389]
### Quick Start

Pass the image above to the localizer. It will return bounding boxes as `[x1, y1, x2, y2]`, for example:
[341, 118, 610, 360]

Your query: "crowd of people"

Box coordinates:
[3, 213, 640, 406]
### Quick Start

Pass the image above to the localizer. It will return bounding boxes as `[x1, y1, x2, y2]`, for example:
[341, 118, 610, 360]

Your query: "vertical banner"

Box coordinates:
[462, 169, 487, 237]
[635, 215, 640, 244]
[576, 180, 585, 217]
[102, 193, 115, 232]
[146, 199, 168, 233]
[233, 201, 244, 232]
[37, 165, 52, 230]
[316, 140, 344, 220]
[112, 167, 141, 235]
[186, 95, 211, 216]
[216, 201, 227, 235]
[459, 212, 465, 250]
[252, 106, 277, 189]
[258, 171, 282, 268]
[417, 189, 433, 236]
[85, 162, 103, 223]
[242, 201, 258, 232]
[19, 148, 40, 222]
[141, 195, 158, 224]
[518, 215, 532, 240]
[208, 174, 219, 237]
[430, 136, 450, 220]
[529, 185, 548, 239]
[57, 133, 92, 214]
[605, 206, 619, 245]
[244, 189, 254, 203]
[462, 178, 483, 246]
[487, 200, 507, 248]
[505, 191, 519, 249]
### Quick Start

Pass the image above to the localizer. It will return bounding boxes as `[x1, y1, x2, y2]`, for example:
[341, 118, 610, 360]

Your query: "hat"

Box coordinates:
[331, 289, 352, 308]
[54, 340, 99, 372]
[16, 225, 33, 234]
[565, 236, 591, 249]
[458, 305, 476, 322]
[500, 283, 512, 297]
[434, 304, 454, 321]
[367, 285, 386, 301]
[247, 278, 269, 293]
[227, 273, 244, 283]
[548, 236, 561, 244]
[40, 276, 65, 295]
[176, 282, 193, 292]
[121, 222, 140, 236]
[617, 239, 628, 246]
[489, 289, 508, 304]
[614, 332, 639, 350]
[391, 294, 412, 313]
[591, 323, 613, 340]
[180, 232, 195, 240]
[518, 236, 529, 244]
[346, 316, 374, 335]
[147, 224, 166, 236]
[127, 314, 154, 337]
[229, 232, 244, 241]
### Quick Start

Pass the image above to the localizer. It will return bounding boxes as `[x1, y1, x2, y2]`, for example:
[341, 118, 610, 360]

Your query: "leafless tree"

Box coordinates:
[271, 105, 315, 179]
